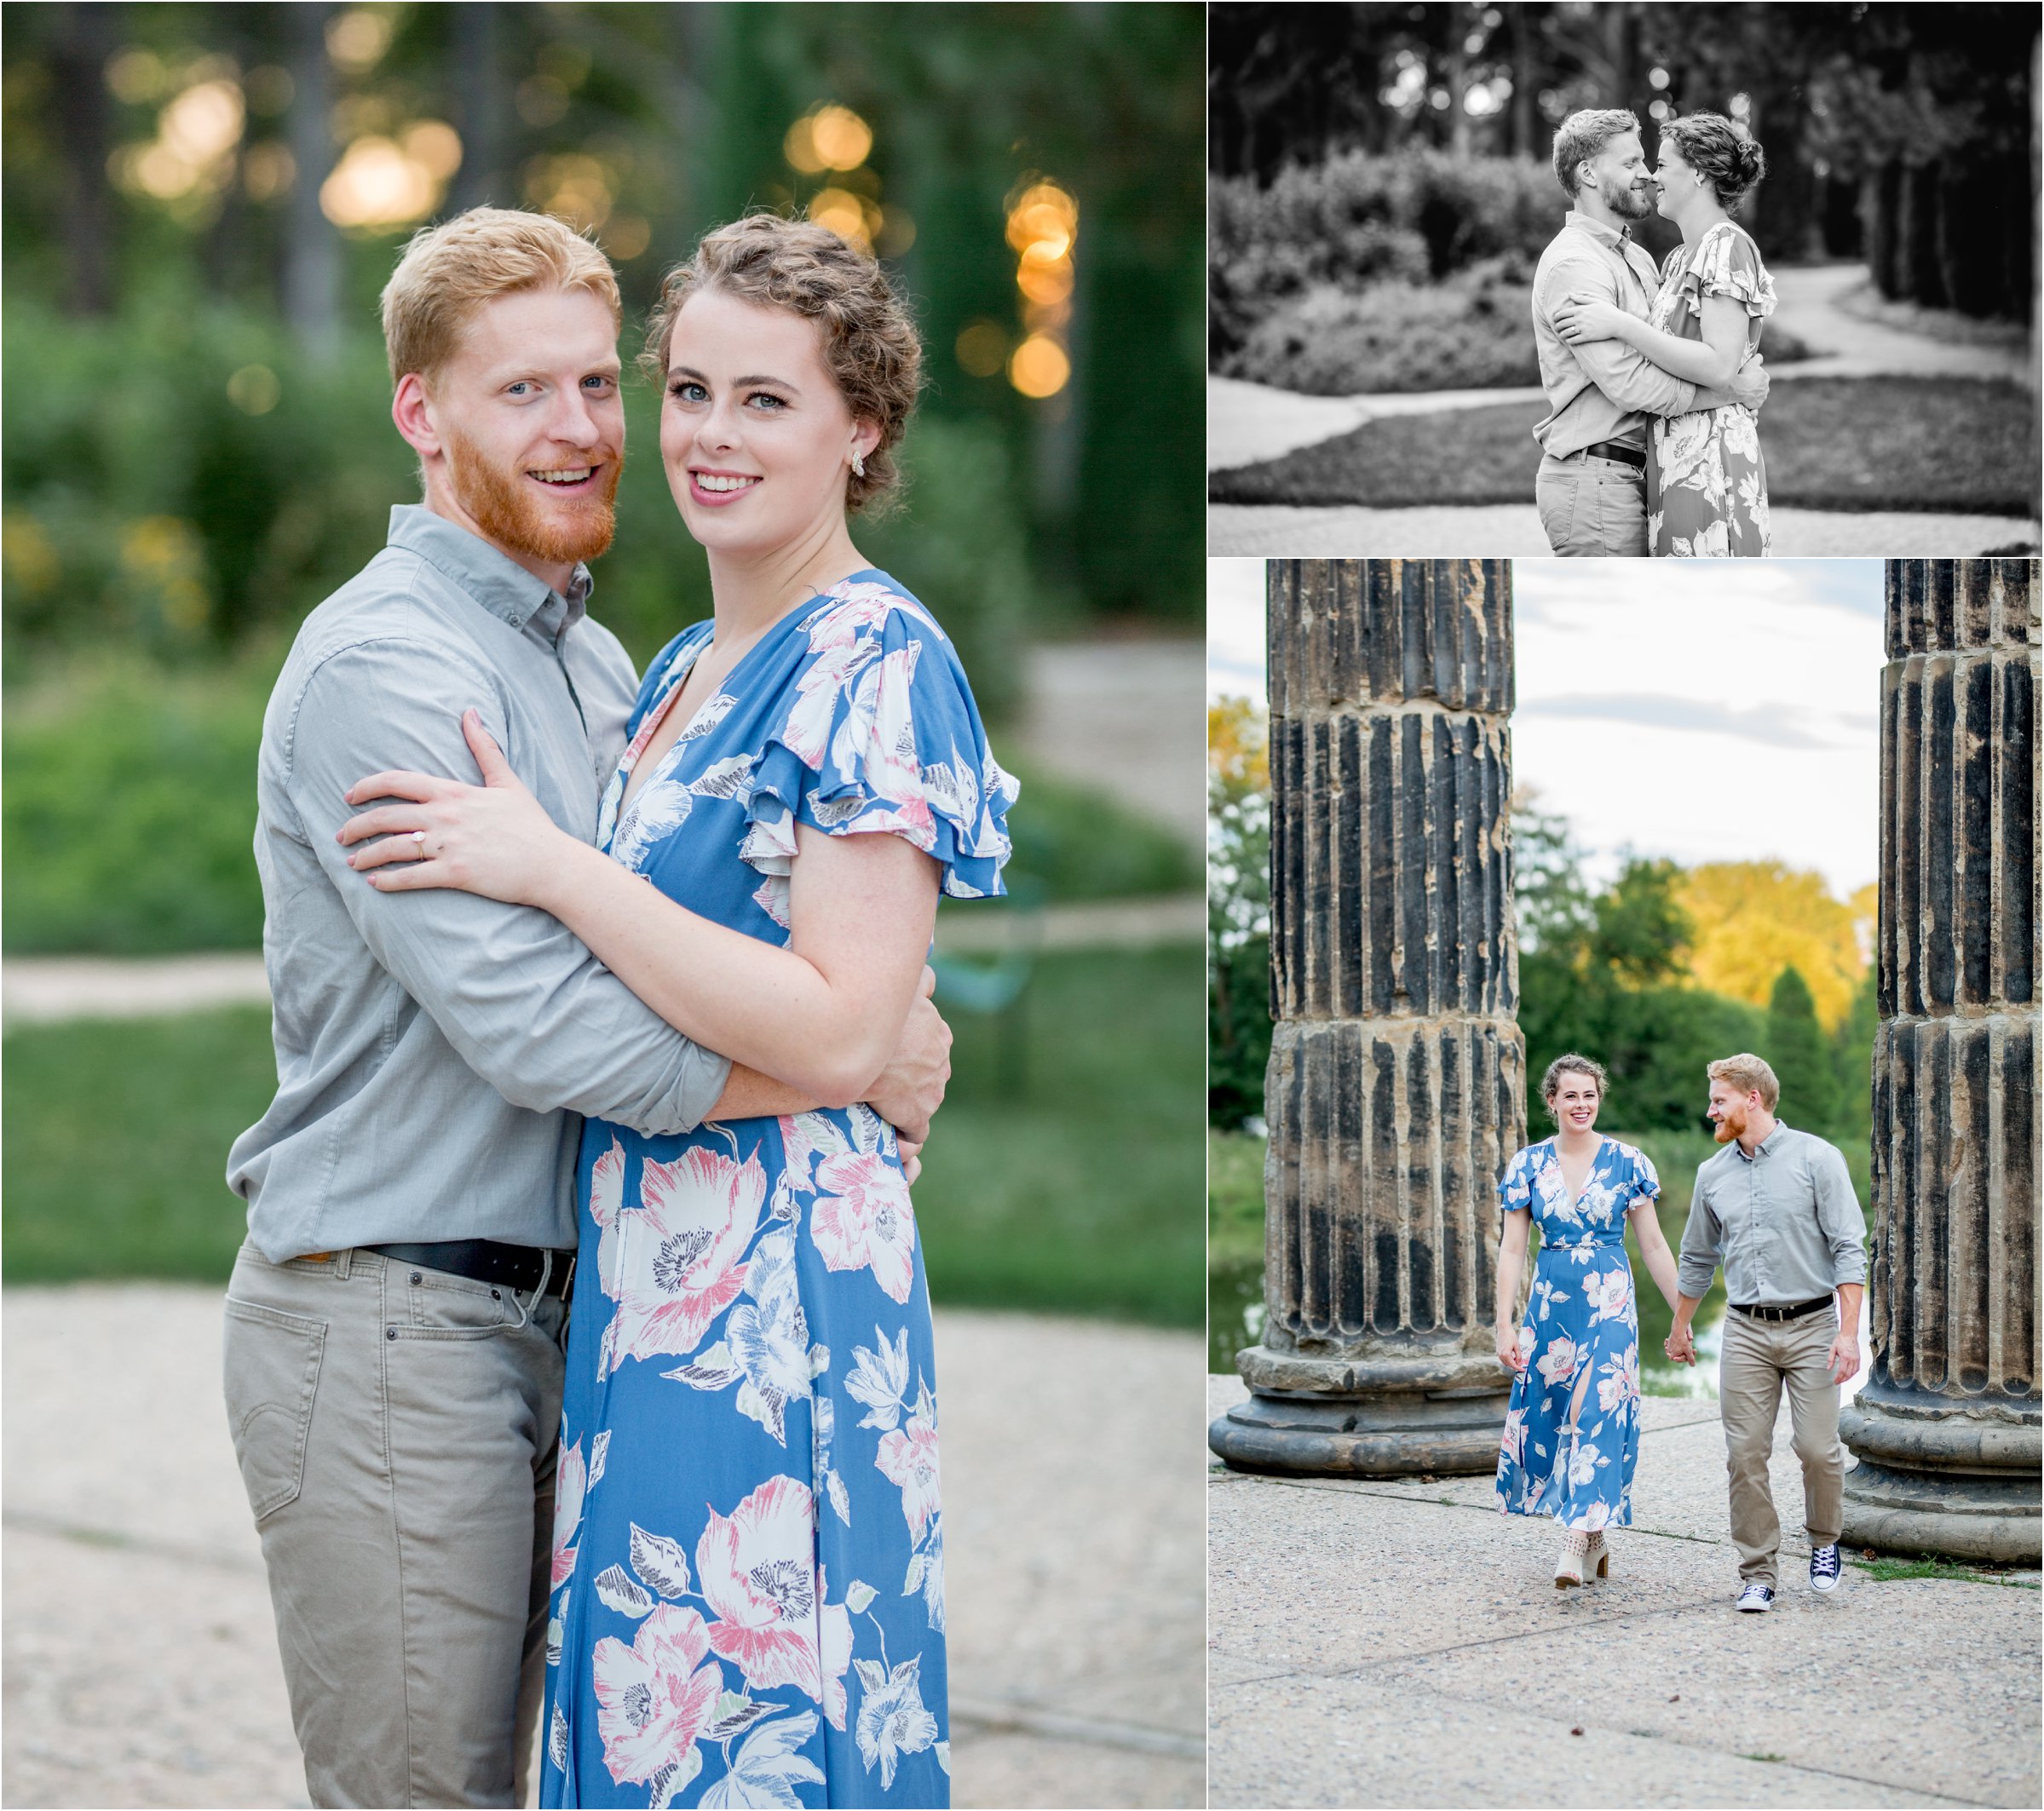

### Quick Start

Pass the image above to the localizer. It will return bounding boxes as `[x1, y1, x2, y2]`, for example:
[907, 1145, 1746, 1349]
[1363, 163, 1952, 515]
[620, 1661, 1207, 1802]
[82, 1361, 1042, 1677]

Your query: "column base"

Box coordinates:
[1209, 1343, 1510, 1477]
[1840, 1387, 2042, 1565]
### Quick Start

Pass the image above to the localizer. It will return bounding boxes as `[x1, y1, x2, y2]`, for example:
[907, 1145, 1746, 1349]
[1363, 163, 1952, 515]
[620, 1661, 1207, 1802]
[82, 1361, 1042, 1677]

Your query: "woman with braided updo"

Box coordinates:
[1552, 112, 1776, 557]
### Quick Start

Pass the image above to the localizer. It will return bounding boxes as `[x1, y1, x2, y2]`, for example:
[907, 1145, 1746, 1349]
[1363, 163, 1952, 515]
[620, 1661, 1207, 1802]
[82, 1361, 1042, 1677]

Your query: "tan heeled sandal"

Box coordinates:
[1554, 1528, 1589, 1588]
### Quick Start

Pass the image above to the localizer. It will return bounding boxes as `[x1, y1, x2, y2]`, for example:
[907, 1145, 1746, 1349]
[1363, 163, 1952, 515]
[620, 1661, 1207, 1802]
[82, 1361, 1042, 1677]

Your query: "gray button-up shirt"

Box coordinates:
[227, 506, 731, 1262]
[1530, 210, 1699, 457]
[1678, 1123, 1868, 1306]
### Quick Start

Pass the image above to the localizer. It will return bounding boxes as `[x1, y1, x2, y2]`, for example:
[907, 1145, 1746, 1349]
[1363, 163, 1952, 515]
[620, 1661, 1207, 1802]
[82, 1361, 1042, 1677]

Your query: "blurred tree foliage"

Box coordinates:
[1207, 695, 1270, 1129]
[2, 2, 1205, 694]
[1206, 762, 1879, 1141]
[1210, 2, 2035, 324]
[1678, 860, 1876, 1031]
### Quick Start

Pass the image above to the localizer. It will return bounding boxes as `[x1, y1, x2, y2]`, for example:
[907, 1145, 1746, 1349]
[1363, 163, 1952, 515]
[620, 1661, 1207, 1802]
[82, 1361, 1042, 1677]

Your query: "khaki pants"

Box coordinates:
[222, 1243, 567, 1808]
[1535, 451, 1650, 556]
[1719, 1307, 1844, 1587]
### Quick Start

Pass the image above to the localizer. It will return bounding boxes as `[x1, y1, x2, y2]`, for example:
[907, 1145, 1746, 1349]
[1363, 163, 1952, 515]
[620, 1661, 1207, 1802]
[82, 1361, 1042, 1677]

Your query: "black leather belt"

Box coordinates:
[366, 1239, 576, 1298]
[1577, 439, 1646, 470]
[1730, 1295, 1834, 1323]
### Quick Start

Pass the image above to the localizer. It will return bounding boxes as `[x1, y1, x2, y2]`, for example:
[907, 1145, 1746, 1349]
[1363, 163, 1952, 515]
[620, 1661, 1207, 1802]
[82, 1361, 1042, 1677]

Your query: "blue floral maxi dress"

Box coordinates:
[541, 573, 1016, 1808]
[1646, 220, 1777, 558]
[1494, 1138, 1660, 1531]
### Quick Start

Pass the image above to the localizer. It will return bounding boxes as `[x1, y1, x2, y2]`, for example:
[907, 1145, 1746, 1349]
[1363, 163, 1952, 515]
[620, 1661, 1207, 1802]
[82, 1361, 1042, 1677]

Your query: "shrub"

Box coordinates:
[3, 654, 272, 954]
[2, 655, 1192, 958]
[1212, 148, 1559, 360]
[1222, 256, 1541, 395]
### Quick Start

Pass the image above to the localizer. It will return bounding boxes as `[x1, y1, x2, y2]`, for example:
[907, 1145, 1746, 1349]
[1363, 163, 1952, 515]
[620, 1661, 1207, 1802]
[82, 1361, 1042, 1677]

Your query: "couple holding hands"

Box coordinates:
[1493, 1053, 1868, 1612]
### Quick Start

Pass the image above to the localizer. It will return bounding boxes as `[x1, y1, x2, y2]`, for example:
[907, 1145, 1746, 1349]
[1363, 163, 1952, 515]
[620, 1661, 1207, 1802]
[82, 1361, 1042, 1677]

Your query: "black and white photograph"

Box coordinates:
[1209, 3, 2041, 557]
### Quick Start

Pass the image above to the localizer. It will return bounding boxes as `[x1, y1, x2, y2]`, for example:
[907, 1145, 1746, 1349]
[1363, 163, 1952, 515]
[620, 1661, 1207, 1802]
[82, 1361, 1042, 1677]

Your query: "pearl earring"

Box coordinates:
[851, 450, 866, 478]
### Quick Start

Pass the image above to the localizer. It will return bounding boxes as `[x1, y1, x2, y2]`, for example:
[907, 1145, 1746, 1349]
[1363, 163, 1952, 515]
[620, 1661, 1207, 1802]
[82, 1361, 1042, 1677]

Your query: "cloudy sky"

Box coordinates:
[1206, 559, 1883, 896]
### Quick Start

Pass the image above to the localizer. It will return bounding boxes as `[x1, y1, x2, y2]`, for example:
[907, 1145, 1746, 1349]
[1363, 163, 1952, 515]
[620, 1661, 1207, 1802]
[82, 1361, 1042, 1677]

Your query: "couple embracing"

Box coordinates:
[223, 206, 1014, 1808]
[1531, 107, 1778, 558]
[1493, 1054, 1867, 1613]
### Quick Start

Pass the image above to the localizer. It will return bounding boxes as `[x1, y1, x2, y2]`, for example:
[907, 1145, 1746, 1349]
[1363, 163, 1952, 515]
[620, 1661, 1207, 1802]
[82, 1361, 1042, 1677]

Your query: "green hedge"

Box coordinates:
[3, 653, 1193, 957]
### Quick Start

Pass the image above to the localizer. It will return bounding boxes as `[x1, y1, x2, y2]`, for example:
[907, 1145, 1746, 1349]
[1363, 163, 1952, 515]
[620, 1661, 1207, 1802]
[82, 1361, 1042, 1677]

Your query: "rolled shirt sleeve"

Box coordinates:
[285, 638, 731, 1135]
[1677, 1173, 1724, 1300]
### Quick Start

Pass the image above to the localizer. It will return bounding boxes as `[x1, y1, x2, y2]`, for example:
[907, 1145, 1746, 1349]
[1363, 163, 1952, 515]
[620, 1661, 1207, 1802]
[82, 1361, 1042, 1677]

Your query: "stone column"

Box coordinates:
[1840, 559, 2041, 1562]
[1209, 560, 1524, 1475]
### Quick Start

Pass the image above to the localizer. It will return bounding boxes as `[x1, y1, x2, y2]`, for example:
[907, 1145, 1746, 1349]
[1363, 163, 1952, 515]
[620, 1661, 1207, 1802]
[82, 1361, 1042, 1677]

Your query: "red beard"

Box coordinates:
[444, 426, 622, 568]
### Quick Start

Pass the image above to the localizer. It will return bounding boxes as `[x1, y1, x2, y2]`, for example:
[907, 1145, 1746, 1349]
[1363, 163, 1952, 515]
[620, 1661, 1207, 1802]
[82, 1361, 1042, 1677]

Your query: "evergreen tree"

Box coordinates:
[1830, 968, 1879, 1149]
[1765, 965, 1839, 1134]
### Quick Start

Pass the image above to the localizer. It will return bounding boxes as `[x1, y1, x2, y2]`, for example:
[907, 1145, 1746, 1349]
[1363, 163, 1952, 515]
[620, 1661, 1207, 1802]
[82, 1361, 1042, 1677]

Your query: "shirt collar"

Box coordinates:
[387, 504, 591, 641]
[1564, 210, 1638, 255]
[1734, 1120, 1789, 1162]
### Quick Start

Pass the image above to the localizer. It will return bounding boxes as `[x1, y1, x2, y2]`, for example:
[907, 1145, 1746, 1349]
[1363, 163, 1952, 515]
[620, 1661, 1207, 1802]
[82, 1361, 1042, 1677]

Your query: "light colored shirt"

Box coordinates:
[1678, 1123, 1868, 1306]
[227, 506, 732, 1262]
[1530, 210, 1699, 457]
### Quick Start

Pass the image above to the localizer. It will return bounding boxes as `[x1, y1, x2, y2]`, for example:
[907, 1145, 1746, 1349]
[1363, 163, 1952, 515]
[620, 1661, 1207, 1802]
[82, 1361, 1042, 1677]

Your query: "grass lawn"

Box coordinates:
[3, 945, 1206, 1328]
[1208, 376, 2041, 520]
[1208, 1129, 1265, 1372]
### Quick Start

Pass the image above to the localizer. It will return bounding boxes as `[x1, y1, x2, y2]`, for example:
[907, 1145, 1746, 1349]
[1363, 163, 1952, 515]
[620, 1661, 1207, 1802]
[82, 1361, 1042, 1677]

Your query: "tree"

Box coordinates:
[1765, 965, 1840, 1134]
[1678, 860, 1868, 1032]
[1829, 967, 1878, 1147]
[1208, 696, 1270, 1128]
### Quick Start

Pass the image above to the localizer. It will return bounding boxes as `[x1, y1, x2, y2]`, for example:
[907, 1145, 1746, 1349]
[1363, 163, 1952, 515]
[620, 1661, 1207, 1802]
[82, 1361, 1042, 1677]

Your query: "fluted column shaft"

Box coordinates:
[1212, 560, 1526, 1476]
[1841, 558, 2041, 1562]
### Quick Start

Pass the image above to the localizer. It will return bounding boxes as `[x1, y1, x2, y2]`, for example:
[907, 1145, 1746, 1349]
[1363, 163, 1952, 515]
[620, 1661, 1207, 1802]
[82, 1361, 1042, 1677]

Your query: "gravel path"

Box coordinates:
[2, 1285, 1205, 1809]
[0, 895, 1206, 1028]
[1768, 264, 2033, 382]
[1208, 1376, 2041, 1809]
[1017, 641, 1206, 851]
[1208, 502, 2040, 558]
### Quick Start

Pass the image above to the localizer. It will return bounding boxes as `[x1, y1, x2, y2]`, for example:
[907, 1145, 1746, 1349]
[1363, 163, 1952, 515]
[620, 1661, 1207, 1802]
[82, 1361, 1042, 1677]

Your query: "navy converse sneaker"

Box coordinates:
[1810, 1543, 1843, 1593]
[1735, 1582, 1776, 1613]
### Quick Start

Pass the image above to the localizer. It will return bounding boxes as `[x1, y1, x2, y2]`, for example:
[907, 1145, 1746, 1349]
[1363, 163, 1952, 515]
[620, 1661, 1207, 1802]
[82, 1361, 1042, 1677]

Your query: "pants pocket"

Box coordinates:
[222, 1298, 326, 1521]
[1536, 468, 1577, 554]
[394, 1264, 522, 1340]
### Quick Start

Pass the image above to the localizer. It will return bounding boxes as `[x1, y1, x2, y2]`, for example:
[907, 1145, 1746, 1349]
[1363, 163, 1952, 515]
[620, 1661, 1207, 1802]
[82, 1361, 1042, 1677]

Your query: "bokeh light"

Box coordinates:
[807, 186, 876, 252]
[242, 142, 296, 200]
[954, 320, 1008, 378]
[525, 152, 613, 232]
[325, 9, 393, 76]
[321, 136, 439, 229]
[1004, 179, 1079, 399]
[604, 215, 653, 262]
[1007, 333, 1070, 400]
[111, 75, 245, 203]
[227, 365, 281, 416]
[402, 120, 463, 182]
[786, 104, 872, 174]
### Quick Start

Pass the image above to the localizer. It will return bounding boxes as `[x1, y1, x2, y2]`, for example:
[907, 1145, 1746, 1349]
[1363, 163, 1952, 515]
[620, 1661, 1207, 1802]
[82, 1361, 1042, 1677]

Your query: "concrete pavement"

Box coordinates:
[1209, 502, 2041, 558]
[1, 1286, 1205, 1809]
[1207, 1374, 2041, 1809]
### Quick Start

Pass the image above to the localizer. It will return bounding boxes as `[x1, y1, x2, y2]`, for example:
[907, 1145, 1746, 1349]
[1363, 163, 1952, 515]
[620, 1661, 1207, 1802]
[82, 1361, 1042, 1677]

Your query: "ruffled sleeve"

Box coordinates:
[1624, 1142, 1662, 1210]
[1498, 1146, 1535, 1214]
[740, 578, 1018, 914]
[1681, 224, 1776, 320]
